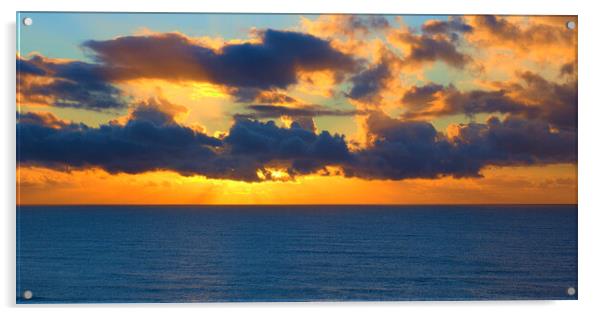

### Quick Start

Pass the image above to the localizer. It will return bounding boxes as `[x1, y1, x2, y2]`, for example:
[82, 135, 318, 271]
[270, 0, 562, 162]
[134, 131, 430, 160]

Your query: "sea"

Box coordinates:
[16, 205, 577, 303]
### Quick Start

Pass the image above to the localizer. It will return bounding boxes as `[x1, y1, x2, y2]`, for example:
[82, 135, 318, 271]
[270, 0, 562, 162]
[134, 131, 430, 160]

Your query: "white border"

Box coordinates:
[3, 0, 602, 315]
[5, 0, 582, 15]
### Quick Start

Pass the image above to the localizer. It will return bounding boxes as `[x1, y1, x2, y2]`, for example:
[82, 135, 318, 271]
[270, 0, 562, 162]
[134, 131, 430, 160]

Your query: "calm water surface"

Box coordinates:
[16, 205, 577, 303]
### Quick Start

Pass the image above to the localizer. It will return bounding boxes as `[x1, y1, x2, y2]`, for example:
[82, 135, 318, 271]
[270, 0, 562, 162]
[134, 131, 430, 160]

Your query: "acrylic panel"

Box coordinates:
[16, 12, 578, 303]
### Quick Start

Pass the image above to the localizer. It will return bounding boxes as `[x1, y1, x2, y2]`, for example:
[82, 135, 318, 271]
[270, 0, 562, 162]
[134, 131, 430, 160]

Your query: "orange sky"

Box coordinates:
[17, 163, 576, 205]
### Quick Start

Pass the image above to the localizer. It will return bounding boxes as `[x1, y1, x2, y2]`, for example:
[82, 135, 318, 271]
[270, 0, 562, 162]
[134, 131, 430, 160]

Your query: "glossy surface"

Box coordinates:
[17, 205, 577, 302]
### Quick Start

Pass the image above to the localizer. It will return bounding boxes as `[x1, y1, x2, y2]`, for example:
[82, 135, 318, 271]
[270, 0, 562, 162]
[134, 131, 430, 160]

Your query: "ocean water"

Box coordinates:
[16, 205, 577, 303]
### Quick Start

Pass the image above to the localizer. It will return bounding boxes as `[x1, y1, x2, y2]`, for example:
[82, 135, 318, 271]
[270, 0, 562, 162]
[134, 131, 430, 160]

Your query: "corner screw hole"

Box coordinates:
[567, 287, 576, 296]
[23, 290, 33, 300]
[566, 21, 576, 30]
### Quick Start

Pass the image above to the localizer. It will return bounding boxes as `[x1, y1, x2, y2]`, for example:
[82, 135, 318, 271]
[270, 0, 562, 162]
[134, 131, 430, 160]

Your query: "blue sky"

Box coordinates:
[17, 12, 445, 60]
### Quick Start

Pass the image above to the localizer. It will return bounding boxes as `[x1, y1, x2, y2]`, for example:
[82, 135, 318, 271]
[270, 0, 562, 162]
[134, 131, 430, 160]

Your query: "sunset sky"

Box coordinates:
[16, 13, 577, 204]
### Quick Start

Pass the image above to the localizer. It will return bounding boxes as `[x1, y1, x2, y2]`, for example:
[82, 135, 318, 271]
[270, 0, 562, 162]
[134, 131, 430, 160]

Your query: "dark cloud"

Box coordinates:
[476, 15, 516, 38]
[341, 15, 390, 36]
[229, 87, 299, 104]
[19, 29, 358, 110]
[401, 74, 577, 129]
[560, 62, 575, 77]
[347, 61, 391, 103]
[82, 29, 358, 90]
[229, 87, 262, 103]
[17, 112, 70, 129]
[129, 104, 176, 126]
[343, 112, 576, 180]
[129, 97, 188, 126]
[235, 104, 362, 133]
[348, 16, 390, 30]
[452, 116, 576, 165]
[308, 15, 390, 38]
[401, 84, 533, 119]
[473, 15, 574, 48]
[517, 71, 577, 129]
[238, 104, 360, 119]
[17, 108, 352, 182]
[346, 48, 401, 104]
[17, 109, 222, 176]
[421, 17, 473, 41]
[345, 112, 473, 179]
[394, 31, 471, 69]
[17, 58, 47, 76]
[253, 92, 298, 105]
[224, 119, 351, 176]
[446, 89, 534, 117]
[27, 78, 125, 110]
[401, 83, 445, 110]
[17, 56, 128, 110]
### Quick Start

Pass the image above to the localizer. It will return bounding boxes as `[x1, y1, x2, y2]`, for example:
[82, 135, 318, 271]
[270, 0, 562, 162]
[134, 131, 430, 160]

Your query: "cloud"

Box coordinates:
[17, 111, 70, 129]
[471, 15, 574, 50]
[17, 58, 47, 76]
[17, 108, 222, 177]
[301, 15, 392, 73]
[400, 83, 445, 110]
[421, 17, 473, 41]
[388, 29, 472, 69]
[400, 73, 577, 129]
[19, 29, 359, 110]
[237, 104, 361, 119]
[344, 47, 403, 108]
[560, 62, 576, 77]
[345, 112, 470, 179]
[343, 112, 576, 180]
[17, 108, 352, 182]
[347, 60, 391, 103]
[401, 84, 534, 119]
[82, 29, 358, 90]
[463, 15, 577, 75]
[234, 104, 363, 133]
[228, 88, 301, 105]
[224, 119, 351, 177]
[128, 96, 189, 125]
[496, 71, 577, 129]
[17, 56, 128, 110]
[450, 115, 576, 166]
[301, 15, 390, 38]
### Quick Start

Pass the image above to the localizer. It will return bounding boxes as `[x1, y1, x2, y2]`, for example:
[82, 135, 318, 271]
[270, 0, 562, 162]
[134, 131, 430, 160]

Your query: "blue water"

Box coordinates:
[16, 205, 577, 303]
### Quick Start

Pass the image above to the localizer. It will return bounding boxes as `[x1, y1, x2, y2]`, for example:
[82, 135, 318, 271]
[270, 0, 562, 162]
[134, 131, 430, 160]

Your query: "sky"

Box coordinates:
[16, 13, 577, 205]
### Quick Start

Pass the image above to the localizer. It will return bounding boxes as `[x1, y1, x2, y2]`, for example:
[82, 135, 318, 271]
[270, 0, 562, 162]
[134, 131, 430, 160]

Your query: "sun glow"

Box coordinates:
[256, 168, 293, 181]
[190, 83, 229, 99]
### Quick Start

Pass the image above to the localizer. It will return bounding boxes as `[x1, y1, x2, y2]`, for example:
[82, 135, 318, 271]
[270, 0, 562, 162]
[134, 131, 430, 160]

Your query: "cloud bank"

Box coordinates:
[18, 108, 576, 182]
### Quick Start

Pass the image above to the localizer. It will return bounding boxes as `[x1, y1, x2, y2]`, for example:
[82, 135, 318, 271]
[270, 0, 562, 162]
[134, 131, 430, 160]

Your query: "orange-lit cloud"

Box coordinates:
[463, 15, 577, 81]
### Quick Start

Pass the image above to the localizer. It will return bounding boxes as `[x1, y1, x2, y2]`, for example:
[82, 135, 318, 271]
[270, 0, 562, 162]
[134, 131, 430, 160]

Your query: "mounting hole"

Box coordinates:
[23, 17, 33, 26]
[567, 287, 576, 296]
[22, 290, 33, 300]
[566, 21, 576, 30]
